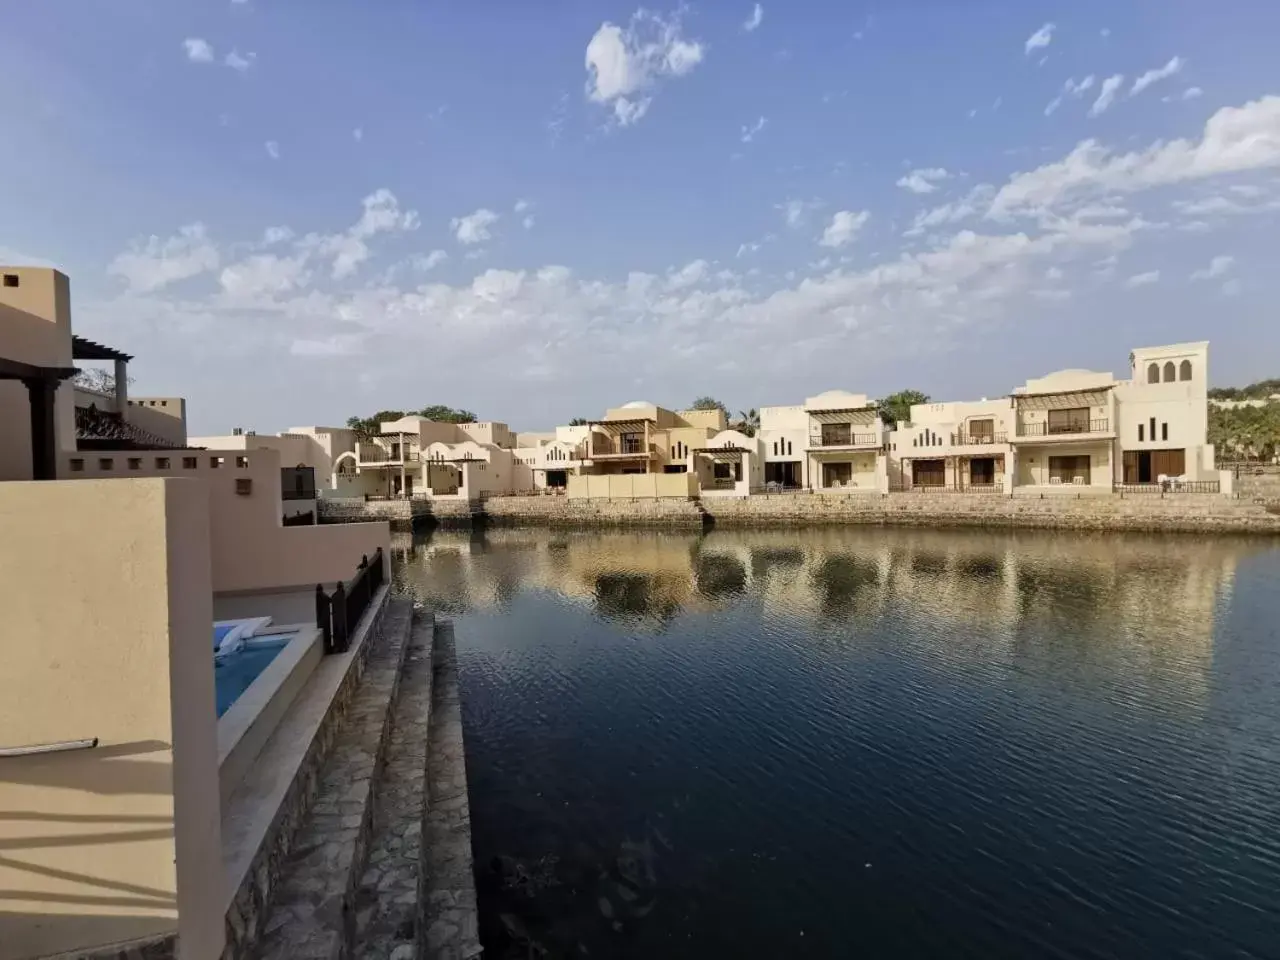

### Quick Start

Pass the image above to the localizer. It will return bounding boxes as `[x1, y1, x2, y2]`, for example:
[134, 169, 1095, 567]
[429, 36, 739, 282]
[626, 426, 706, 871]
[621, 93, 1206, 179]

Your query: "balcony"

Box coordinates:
[590, 439, 655, 458]
[807, 432, 881, 450]
[356, 443, 421, 465]
[1015, 419, 1110, 440]
[949, 431, 1009, 447]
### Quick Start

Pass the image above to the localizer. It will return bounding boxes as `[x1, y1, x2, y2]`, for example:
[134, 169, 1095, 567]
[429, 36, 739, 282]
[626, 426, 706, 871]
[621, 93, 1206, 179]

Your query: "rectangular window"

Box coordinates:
[969, 418, 995, 442]
[1149, 417, 1157, 439]
[128, 458, 142, 470]
[1047, 408, 1090, 434]
[619, 432, 644, 454]
[2, 274, 19, 287]
[821, 423, 853, 446]
[69, 458, 85, 472]
[235, 478, 253, 496]
[156, 457, 171, 469]
[211, 457, 224, 468]
[235, 456, 249, 468]
[98, 458, 114, 471]
[182, 456, 198, 469]
[1138, 424, 1144, 442]
[1161, 422, 1168, 441]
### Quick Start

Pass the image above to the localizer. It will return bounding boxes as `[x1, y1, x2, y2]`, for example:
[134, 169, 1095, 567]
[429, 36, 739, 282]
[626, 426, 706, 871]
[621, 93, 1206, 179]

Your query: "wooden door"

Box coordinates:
[1123, 451, 1139, 484]
[1151, 449, 1186, 478]
[913, 459, 946, 487]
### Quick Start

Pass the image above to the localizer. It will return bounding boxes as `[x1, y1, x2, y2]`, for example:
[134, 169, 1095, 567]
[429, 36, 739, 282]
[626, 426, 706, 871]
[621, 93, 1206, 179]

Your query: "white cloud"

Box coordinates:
[896, 167, 951, 194]
[906, 184, 995, 236]
[779, 198, 822, 228]
[219, 254, 311, 300]
[666, 259, 710, 290]
[819, 210, 870, 248]
[262, 226, 294, 245]
[414, 250, 449, 272]
[584, 9, 705, 127]
[1124, 270, 1160, 288]
[108, 223, 220, 293]
[1131, 56, 1184, 97]
[265, 140, 280, 160]
[290, 335, 364, 358]
[352, 127, 363, 143]
[744, 4, 764, 31]
[1191, 255, 1234, 280]
[514, 199, 531, 213]
[740, 115, 767, 143]
[304, 188, 420, 279]
[224, 49, 255, 72]
[523, 216, 536, 230]
[183, 38, 214, 63]
[1089, 75, 1125, 117]
[1024, 23, 1055, 56]
[1046, 76, 1096, 117]
[1100, 27, 1111, 38]
[989, 96, 1280, 219]
[451, 208, 500, 245]
[1182, 87, 1203, 101]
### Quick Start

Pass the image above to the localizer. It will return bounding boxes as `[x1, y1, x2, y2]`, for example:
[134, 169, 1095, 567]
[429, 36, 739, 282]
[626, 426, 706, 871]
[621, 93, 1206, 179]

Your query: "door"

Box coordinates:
[1123, 450, 1140, 484]
[1047, 407, 1090, 434]
[546, 469, 567, 488]
[1048, 455, 1091, 484]
[969, 457, 995, 485]
[969, 419, 995, 443]
[1151, 449, 1186, 479]
[913, 459, 946, 487]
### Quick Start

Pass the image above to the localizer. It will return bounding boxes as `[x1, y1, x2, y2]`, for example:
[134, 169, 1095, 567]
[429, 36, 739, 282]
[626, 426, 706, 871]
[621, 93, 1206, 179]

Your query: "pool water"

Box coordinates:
[214, 639, 289, 717]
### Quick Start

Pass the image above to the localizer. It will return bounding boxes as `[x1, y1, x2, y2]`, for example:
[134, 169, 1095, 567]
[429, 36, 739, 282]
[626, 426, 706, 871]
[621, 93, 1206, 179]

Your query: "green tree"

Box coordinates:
[346, 410, 406, 439]
[876, 390, 930, 428]
[732, 408, 760, 437]
[691, 396, 729, 417]
[1208, 378, 1280, 401]
[1208, 401, 1280, 461]
[418, 404, 477, 423]
[569, 417, 590, 426]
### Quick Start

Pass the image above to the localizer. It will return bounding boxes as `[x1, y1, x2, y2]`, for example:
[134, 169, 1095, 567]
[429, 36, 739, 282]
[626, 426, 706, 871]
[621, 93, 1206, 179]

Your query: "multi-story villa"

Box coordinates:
[889, 341, 1215, 491]
[757, 390, 889, 492]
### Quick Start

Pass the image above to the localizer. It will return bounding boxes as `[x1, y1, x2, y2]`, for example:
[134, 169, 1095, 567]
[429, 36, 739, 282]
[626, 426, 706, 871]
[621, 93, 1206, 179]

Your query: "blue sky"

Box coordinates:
[4, 1, 1279, 434]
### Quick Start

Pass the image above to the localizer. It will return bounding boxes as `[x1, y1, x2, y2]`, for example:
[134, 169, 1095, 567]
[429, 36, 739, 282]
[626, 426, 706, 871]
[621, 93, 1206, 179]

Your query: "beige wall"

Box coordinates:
[568, 472, 697, 499]
[126, 398, 189, 447]
[0, 479, 223, 960]
[59, 447, 388, 593]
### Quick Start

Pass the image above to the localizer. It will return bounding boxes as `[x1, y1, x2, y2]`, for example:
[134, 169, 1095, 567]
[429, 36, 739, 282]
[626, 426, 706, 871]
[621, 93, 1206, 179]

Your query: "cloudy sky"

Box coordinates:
[4, 1, 1279, 434]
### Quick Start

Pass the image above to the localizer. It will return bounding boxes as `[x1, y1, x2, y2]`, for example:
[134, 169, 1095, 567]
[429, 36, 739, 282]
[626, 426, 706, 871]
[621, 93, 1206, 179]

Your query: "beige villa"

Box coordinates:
[0, 265, 390, 960]
[756, 391, 889, 493]
[889, 341, 1216, 492]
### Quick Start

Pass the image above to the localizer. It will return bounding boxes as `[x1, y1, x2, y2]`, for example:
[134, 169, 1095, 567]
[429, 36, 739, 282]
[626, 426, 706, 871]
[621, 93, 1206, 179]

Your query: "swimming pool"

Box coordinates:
[214, 637, 291, 717]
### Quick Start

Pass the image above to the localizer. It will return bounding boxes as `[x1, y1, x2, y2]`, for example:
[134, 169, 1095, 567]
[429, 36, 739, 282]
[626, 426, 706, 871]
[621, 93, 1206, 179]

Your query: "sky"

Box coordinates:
[4, 0, 1280, 435]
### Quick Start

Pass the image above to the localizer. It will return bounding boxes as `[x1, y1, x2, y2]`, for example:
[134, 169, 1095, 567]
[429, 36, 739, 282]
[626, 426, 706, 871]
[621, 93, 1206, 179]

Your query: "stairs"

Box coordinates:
[250, 602, 481, 960]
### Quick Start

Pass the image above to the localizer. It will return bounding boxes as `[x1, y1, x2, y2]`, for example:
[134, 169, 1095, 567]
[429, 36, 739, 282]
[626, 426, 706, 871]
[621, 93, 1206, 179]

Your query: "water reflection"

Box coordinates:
[392, 526, 1280, 959]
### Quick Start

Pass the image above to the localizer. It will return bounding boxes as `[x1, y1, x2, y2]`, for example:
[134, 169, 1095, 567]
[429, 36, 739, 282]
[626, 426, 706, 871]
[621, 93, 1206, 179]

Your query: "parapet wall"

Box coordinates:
[481, 492, 1280, 534]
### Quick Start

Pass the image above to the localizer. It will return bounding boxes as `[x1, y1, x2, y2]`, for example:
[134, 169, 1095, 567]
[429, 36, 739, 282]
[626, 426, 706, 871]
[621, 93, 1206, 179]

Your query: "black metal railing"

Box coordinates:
[810, 433, 880, 448]
[283, 510, 315, 526]
[950, 432, 1009, 446]
[895, 483, 1003, 494]
[315, 547, 385, 655]
[1115, 480, 1221, 495]
[1016, 419, 1110, 438]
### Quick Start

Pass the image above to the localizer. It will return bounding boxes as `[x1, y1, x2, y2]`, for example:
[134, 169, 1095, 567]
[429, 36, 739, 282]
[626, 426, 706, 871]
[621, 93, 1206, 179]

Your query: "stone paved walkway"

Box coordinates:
[422, 621, 483, 960]
[252, 599, 413, 960]
[354, 612, 435, 960]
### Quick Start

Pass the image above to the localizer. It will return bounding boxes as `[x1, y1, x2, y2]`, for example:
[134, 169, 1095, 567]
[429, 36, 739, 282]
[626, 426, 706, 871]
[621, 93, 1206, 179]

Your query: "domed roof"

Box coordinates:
[620, 400, 652, 409]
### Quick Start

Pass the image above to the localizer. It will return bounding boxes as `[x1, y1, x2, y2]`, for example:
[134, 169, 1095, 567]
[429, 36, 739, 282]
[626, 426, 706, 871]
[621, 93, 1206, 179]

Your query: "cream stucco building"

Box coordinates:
[756, 391, 889, 493]
[889, 341, 1216, 492]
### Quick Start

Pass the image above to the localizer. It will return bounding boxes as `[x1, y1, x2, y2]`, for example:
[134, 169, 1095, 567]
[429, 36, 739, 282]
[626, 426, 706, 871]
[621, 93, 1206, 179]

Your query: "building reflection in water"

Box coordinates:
[393, 525, 1257, 707]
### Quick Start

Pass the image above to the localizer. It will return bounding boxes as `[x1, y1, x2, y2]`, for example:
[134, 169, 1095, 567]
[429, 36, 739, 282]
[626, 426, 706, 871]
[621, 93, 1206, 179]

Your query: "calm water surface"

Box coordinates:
[392, 526, 1280, 959]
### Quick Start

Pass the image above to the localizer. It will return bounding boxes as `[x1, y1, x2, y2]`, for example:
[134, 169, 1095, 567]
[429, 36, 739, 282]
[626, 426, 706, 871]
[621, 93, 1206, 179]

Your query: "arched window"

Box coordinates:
[1163, 361, 1176, 382]
[1147, 363, 1160, 384]
[1179, 359, 1192, 381]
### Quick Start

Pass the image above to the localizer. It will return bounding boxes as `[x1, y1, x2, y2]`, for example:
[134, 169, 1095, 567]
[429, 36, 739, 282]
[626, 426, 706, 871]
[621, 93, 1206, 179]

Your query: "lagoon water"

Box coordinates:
[393, 526, 1280, 959]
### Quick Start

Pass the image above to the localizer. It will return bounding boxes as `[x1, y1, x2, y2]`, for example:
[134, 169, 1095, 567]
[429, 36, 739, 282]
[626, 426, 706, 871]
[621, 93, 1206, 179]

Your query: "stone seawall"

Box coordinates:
[482, 492, 1280, 534]
[1235, 467, 1280, 504]
[318, 497, 476, 530]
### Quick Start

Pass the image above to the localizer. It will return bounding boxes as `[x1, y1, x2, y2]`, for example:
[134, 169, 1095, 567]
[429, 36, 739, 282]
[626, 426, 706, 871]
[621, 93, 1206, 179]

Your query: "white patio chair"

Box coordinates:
[1049, 476, 1062, 485]
[1072, 476, 1085, 485]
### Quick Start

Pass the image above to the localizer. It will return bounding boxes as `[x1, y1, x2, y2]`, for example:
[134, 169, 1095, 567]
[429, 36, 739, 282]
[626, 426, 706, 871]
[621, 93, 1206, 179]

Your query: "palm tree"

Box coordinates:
[734, 409, 760, 437]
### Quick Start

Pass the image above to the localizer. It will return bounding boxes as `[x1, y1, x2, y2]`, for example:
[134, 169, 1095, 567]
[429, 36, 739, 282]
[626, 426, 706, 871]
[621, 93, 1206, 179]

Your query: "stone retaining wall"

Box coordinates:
[480, 492, 1280, 534]
[1235, 467, 1280, 503]
[318, 497, 475, 531]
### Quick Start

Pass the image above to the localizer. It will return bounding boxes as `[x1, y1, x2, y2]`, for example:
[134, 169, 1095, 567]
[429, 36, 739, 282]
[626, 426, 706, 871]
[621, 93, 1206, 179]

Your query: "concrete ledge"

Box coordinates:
[217, 627, 323, 808]
[218, 585, 391, 957]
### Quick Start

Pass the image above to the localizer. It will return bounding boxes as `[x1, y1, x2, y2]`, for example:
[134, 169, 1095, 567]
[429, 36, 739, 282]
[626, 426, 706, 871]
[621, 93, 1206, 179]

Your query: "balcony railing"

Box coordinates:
[1115, 480, 1220, 495]
[889, 483, 1002, 494]
[1016, 419, 1110, 438]
[591, 440, 654, 457]
[809, 433, 881, 448]
[357, 445, 421, 464]
[949, 432, 1009, 446]
[315, 548, 385, 655]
